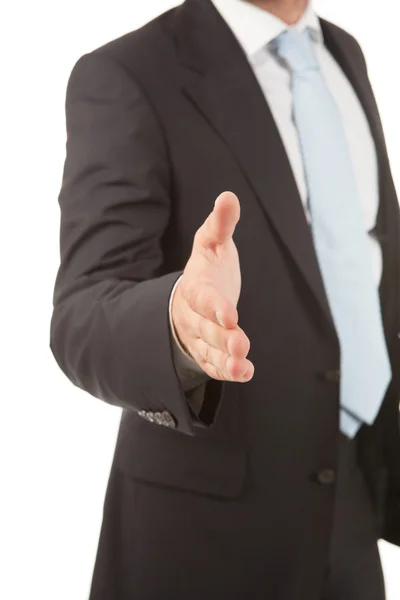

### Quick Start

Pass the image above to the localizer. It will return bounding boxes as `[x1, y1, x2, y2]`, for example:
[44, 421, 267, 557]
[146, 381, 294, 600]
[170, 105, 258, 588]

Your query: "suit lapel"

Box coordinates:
[176, 0, 333, 326]
[320, 20, 398, 344]
[320, 20, 387, 219]
[320, 20, 388, 145]
[174, 0, 393, 333]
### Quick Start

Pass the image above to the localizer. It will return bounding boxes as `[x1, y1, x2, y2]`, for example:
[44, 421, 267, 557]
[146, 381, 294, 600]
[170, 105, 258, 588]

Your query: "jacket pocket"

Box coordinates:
[114, 414, 247, 500]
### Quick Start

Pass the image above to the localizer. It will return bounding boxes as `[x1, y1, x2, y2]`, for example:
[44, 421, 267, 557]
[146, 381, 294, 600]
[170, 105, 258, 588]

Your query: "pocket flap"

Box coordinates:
[115, 416, 247, 499]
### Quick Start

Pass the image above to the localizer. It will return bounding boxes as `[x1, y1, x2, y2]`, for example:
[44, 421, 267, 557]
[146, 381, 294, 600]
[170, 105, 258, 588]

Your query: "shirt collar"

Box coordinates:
[210, 0, 323, 57]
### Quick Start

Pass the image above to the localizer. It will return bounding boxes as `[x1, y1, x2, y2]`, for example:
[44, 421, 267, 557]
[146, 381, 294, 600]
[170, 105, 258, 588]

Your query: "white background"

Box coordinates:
[2, 1, 399, 598]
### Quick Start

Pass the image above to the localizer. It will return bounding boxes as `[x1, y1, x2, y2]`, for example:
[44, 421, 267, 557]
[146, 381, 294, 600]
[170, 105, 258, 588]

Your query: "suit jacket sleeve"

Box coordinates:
[50, 51, 223, 435]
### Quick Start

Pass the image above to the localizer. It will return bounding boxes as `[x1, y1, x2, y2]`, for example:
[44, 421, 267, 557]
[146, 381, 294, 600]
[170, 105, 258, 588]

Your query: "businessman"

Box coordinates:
[50, 0, 400, 598]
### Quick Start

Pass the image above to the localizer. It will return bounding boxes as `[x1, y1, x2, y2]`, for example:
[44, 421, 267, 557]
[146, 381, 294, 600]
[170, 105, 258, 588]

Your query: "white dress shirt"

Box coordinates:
[169, 0, 382, 398]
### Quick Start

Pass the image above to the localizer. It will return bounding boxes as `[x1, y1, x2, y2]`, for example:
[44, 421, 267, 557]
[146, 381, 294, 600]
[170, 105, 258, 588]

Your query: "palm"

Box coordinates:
[195, 237, 241, 310]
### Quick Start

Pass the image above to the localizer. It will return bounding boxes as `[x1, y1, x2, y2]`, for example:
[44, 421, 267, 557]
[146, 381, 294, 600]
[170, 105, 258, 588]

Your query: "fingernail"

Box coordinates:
[216, 311, 225, 327]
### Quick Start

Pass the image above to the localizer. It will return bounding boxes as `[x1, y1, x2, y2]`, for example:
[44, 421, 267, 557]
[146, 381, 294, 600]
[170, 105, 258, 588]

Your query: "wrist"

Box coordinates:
[170, 276, 196, 362]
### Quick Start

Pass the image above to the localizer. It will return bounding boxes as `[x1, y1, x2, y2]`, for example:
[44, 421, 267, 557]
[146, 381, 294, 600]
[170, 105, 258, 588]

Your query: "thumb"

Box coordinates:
[195, 191, 241, 252]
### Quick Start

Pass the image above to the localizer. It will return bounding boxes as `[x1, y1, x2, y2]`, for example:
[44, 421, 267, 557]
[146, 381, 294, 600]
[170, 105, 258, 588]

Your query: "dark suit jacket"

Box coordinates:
[50, 1, 400, 598]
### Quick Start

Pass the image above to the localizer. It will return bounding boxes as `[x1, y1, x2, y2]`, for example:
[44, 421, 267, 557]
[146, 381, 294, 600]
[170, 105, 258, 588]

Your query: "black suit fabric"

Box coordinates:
[50, 1, 400, 598]
[321, 434, 386, 599]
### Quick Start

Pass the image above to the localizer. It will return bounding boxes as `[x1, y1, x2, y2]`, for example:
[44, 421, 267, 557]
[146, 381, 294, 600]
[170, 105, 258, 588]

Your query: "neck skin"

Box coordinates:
[247, 0, 309, 25]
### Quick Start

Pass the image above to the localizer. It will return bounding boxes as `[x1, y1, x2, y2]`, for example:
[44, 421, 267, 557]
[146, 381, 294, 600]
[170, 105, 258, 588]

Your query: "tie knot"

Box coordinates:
[272, 28, 319, 73]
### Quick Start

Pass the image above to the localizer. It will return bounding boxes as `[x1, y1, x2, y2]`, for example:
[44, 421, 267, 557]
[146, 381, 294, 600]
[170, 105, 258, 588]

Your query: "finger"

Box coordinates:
[197, 351, 255, 383]
[193, 338, 253, 381]
[192, 313, 250, 358]
[226, 355, 255, 382]
[186, 283, 238, 329]
[194, 191, 240, 252]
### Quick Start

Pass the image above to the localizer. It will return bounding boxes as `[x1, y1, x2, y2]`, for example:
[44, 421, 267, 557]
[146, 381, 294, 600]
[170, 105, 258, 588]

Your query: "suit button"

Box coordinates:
[138, 410, 151, 421]
[162, 411, 176, 429]
[154, 412, 164, 425]
[316, 469, 336, 485]
[322, 369, 340, 384]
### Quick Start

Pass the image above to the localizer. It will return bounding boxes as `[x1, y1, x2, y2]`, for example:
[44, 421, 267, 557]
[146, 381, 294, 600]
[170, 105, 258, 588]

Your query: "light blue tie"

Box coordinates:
[273, 28, 391, 437]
